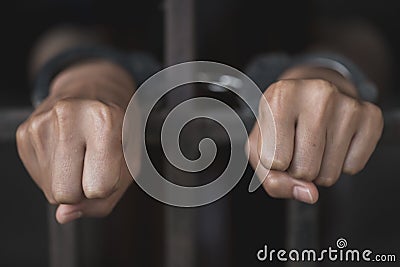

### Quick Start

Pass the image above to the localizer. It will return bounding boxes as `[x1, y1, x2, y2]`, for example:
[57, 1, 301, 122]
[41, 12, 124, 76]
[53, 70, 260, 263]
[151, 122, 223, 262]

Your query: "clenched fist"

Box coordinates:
[247, 66, 383, 204]
[16, 60, 140, 224]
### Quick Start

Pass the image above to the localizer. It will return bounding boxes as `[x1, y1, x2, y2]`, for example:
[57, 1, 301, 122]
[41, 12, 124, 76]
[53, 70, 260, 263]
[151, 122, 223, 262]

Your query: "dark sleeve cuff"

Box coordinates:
[32, 45, 160, 106]
[245, 52, 378, 103]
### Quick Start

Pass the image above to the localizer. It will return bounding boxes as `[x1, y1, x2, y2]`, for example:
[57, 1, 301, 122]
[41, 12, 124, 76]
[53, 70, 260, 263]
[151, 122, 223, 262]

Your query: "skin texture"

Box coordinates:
[16, 20, 387, 224]
[16, 60, 140, 224]
[246, 65, 384, 204]
[16, 59, 384, 223]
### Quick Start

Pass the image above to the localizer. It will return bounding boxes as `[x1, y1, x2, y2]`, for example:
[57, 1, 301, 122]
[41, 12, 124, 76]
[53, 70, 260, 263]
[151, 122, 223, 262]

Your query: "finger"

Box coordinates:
[247, 125, 319, 204]
[262, 170, 319, 204]
[248, 124, 269, 177]
[17, 121, 56, 203]
[314, 128, 354, 187]
[257, 89, 296, 171]
[343, 103, 383, 174]
[82, 120, 122, 199]
[56, 189, 119, 224]
[257, 108, 295, 171]
[52, 138, 85, 204]
[315, 98, 359, 187]
[27, 111, 55, 161]
[56, 164, 132, 224]
[16, 122, 40, 181]
[55, 204, 83, 224]
[288, 113, 327, 181]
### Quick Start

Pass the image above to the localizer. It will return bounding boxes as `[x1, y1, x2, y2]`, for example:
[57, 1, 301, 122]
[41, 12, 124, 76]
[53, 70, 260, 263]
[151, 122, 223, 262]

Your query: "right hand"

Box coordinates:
[16, 60, 141, 224]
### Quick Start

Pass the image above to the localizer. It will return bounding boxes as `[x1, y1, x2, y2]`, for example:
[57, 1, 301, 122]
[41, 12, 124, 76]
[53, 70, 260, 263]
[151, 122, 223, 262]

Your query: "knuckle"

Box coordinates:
[271, 79, 296, 91]
[333, 97, 361, 131]
[342, 95, 360, 112]
[343, 167, 358, 175]
[52, 100, 76, 138]
[27, 113, 50, 141]
[263, 174, 281, 198]
[271, 156, 290, 171]
[257, 140, 275, 168]
[316, 176, 338, 187]
[289, 165, 319, 181]
[259, 156, 273, 169]
[310, 79, 338, 94]
[341, 97, 362, 122]
[53, 99, 75, 123]
[363, 102, 384, 124]
[28, 120, 40, 137]
[343, 162, 364, 175]
[83, 184, 114, 199]
[263, 80, 294, 109]
[87, 101, 120, 134]
[52, 187, 81, 204]
[310, 79, 338, 105]
[89, 101, 112, 121]
[16, 122, 28, 144]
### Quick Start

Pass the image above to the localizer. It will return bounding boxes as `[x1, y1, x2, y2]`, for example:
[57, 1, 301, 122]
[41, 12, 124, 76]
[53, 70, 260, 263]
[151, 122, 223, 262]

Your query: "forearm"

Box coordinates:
[310, 18, 392, 96]
[50, 60, 136, 107]
[29, 26, 106, 80]
[29, 25, 140, 110]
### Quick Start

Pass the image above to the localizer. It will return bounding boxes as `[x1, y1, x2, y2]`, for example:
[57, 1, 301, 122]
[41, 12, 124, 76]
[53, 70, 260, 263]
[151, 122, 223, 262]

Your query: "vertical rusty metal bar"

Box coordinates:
[164, 0, 195, 65]
[286, 201, 319, 267]
[164, 1, 197, 267]
[48, 205, 79, 267]
[164, 0, 196, 105]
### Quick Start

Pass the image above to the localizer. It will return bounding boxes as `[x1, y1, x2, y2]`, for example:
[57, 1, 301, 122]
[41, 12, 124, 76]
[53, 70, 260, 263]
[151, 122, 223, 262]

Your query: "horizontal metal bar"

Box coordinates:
[0, 108, 32, 141]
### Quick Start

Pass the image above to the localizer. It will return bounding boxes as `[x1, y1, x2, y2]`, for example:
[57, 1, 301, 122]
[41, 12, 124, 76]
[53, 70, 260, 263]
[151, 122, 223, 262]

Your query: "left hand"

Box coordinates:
[246, 65, 384, 204]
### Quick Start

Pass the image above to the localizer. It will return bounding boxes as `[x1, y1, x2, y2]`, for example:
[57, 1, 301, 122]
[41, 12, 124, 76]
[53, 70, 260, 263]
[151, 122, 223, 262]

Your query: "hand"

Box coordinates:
[16, 60, 140, 223]
[246, 66, 383, 204]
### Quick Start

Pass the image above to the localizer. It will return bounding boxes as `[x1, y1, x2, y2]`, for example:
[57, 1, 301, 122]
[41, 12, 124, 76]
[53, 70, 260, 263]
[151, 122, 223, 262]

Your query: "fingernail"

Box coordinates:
[293, 186, 314, 204]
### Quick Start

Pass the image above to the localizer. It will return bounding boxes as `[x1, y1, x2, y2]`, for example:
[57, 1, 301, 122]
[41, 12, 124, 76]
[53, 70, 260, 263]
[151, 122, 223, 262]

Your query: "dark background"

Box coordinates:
[0, 0, 399, 266]
[2, 0, 400, 107]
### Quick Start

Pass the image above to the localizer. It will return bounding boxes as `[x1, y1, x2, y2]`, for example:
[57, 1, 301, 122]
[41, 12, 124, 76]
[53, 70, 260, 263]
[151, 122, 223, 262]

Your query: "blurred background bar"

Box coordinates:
[163, 1, 198, 267]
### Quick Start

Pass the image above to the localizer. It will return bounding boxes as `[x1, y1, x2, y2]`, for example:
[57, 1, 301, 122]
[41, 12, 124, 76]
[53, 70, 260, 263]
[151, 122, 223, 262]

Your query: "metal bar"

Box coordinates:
[286, 201, 319, 267]
[164, 0, 196, 106]
[0, 108, 32, 140]
[164, 0, 195, 65]
[164, 1, 198, 267]
[48, 205, 79, 267]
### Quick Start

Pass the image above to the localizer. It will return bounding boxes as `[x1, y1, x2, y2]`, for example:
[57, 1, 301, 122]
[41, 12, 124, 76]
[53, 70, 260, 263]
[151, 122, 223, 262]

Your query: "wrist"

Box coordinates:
[50, 60, 136, 108]
[278, 65, 359, 98]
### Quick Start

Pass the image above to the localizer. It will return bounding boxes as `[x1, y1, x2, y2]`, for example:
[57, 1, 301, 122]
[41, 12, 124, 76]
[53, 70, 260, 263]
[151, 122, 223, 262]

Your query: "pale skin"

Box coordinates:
[16, 58, 384, 224]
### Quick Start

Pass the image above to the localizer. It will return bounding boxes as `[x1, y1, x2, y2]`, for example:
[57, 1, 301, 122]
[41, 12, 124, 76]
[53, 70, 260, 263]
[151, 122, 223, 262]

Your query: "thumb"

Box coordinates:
[56, 204, 83, 224]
